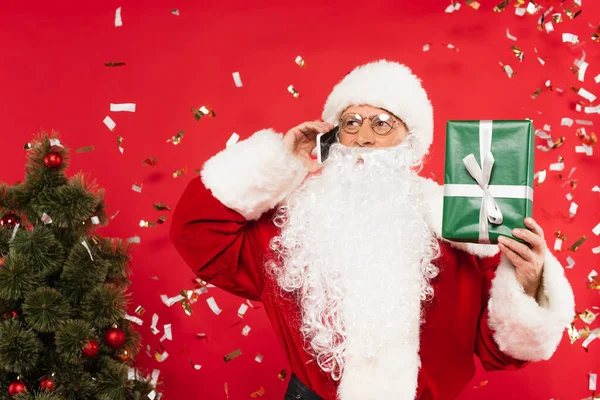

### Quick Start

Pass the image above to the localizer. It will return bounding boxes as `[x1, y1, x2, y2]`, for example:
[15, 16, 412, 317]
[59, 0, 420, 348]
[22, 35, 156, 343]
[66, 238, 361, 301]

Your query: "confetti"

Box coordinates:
[561, 118, 574, 127]
[76, 146, 95, 153]
[278, 369, 288, 381]
[591, 373, 598, 391]
[237, 304, 249, 318]
[576, 145, 593, 156]
[150, 369, 160, 387]
[153, 203, 171, 211]
[287, 85, 300, 98]
[565, 256, 575, 268]
[544, 21, 554, 33]
[593, 25, 600, 42]
[115, 7, 123, 27]
[465, 0, 480, 10]
[161, 294, 185, 307]
[191, 106, 215, 120]
[295, 55, 306, 67]
[110, 103, 136, 112]
[117, 135, 124, 154]
[135, 305, 145, 316]
[584, 105, 600, 114]
[549, 162, 564, 171]
[151, 314, 160, 335]
[168, 130, 185, 145]
[105, 62, 126, 67]
[576, 119, 594, 126]
[207, 297, 222, 315]
[579, 310, 598, 324]
[155, 350, 169, 362]
[90, 216, 100, 225]
[132, 183, 143, 193]
[196, 333, 207, 339]
[81, 240, 94, 260]
[160, 324, 173, 342]
[474, 380, 489, 388]
[422, 43, 430, 52]
[445, 2, 461, 13]
[554, 231, 566, 251]
[576, 128, 597, 146]
[534, 170, 546, 185]
[582, 333, 597, 350]
[148, 390, 156, 400]
[593, 186, 600, 193]
[564, 7, 582, 19]
[515, 7, 526, 16]
[593, 246, 600, 254]
[127, 236, 140, 244]
[569, 202, 578, 218]
[511, 46, 524, 62]
[526, 1, 540, 14]
[172, 168, 187, 178]
[531, 88, 543, 99]
[562, 33, 579, 44]
[171, 9, 179, 16]
[10, 224, 19, 242]
[576, 62, 588, 82]
[446, 43, 459, 51]
[41, 213, 52, 224]
[124, 314, 144, 326]
[493, 0, 509, 12]
[506, 28, 517, 41]
[224, 349, 242, 363]
[566, 193, 573, 201]
[255, 354, 263, 363]
[579, 88, 597, 103]
[141, 157, 157, 167]
[595, 74, 600, 84]
[242, 325, 251, 336]
[103, 116, 116, 131]
[250, 387, 265, 398]
[499, 63, 514, 78]
[232, 72, 243, 87]
[226, 133, 239, 148]
[593, 223, 600, 236]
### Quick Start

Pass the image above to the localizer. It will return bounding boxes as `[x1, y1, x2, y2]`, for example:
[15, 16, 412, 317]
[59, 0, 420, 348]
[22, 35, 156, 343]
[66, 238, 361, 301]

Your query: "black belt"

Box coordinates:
[284, 373, 324, 400]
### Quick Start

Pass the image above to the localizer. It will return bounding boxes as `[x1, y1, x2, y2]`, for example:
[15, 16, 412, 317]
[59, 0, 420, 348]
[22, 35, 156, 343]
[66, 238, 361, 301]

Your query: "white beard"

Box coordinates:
[269, 142, 440, 399]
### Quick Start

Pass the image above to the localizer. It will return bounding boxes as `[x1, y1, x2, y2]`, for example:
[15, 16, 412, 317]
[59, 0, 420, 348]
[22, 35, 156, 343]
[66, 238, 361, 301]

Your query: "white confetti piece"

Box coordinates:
[593, 246, 600, 254]
[446, 43, 458, 51]
[562, 33, 579, 44]
[590, 270, 598, 281]
[549, 163, 564, 171]
[595, 74, 600, 84]
[151, 369, 160, 387]
[160, 324, 172, 342]
[582, 333, 597, 349]
[125, 314, 144, 326]
[127, 236, 140, 244]
[593, 222, 600, 236]
[577, 61, 588, 82]
[128, 368, 137, 380]
[242, 325, 251, 336]
[422, 43, 430, 52]
[566, 256, 575, 268]
[584, 105, 600, 114]
[193, 364, 201, 370]
[110, 103, 136, 112]
[160, 294, 185, 307]
[103, 116, 116, 131]
[49, 138, 64, 147]
[238, 304, 249, 318]
[576, 119, 593, 126]
[90, 216, 100, 224]
[148, 390, 157, 400]
[506, 28, 517, 41]
[151, 313, 160, 335]
[81, 241, 94, 260]
[579, 88, 597, 103]
[115, 7, 123, 27]
[526, 2, 538, 13]
[593, 186, 600, 193]
[171, 9, 179, 16]
[535, 170, 546, 184]
[590, 373, 597, 391]
[255, 354, 264, 363]
[41, 213, 52, 224]
[566, 193, 573, 200]
[576, 145, 593, 156]
[445, 2, 460, 13]
[569, 202, 578, 218]
[10, 224, 19, 242]
[132, 184, 142, 193]
[226, 133, 240, 148]
[232, 72, 243, 87]
[544, 21, 554, 33]
[543, 124, 551, 131]
[515, 7, 526, 16]
[554, 237, 563, 251]
[206, 297, 222, 315]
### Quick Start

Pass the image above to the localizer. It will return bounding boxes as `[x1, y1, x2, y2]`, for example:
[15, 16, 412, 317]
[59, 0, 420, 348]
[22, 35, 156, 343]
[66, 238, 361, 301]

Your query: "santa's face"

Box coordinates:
[269, 139, 440, 383]
[338, 105, 409, 148]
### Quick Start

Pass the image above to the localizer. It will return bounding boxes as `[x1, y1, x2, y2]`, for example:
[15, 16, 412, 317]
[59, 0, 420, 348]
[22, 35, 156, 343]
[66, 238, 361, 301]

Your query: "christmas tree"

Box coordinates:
[0, 134, 157, 399]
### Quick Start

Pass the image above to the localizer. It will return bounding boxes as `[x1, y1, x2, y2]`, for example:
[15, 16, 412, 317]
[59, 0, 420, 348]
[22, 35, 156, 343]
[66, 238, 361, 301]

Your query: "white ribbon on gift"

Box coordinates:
[444, 120, 534, 244]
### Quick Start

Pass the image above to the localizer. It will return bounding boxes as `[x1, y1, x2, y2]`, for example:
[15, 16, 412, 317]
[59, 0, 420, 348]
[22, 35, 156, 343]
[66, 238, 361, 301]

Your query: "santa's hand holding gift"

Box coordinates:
[171, 60, 575, 400]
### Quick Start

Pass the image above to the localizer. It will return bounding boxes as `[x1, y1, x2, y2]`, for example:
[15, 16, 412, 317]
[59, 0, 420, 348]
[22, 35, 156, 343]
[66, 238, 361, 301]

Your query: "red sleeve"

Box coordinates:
[474, 254, 529, 371]
[170, 176, 278, 301]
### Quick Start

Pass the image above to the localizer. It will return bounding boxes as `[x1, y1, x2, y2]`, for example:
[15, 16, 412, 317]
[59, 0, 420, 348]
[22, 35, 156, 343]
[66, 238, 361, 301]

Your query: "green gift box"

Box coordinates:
[442, 120, 535, 245]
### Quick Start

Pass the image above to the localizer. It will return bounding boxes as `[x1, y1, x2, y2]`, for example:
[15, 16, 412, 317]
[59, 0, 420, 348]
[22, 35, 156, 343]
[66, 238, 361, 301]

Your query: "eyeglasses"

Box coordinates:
[339, 113, 400, 136]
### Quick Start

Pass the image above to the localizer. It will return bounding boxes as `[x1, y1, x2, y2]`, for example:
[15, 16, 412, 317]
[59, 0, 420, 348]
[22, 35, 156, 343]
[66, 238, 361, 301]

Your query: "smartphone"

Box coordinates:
[316, 126, 339, 164]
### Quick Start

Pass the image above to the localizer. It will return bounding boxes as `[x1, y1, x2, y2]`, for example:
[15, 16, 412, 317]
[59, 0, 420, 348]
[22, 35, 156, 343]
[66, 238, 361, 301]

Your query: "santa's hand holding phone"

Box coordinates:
[282, 121, 334, 173]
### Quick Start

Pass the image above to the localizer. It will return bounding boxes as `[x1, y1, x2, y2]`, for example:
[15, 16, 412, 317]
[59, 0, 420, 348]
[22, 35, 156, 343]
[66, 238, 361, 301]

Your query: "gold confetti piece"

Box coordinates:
[277, 368, 288, 381]
[250, 387, 266, 398]
[531, 88, 543, 99]
[511, 46, 524, 62]
[579, 309, 598, 324]
[295, 55, 305, 68]
[168, 130, 185, 145]
[173, 168, 187, 178]
[493, 0, 509, 12]
[24, 142, 33, 150]
[564, 8, 582, 19]
[191, 106, 215, 120]
[135, 305, 145, 316]
[171, 9, 179, 16]
[551, 13, 562, 23]
[576, 128, 597, 146]
[514, 0, 525, 6]
[465, 0, 480, 10]
[157, 215, 167, 224]
[76, 146, 95, 153]
[142, 157, 157, 166]
[153, 202, 172, 211]
[179, 292, 193, 316]
[105, 61, 126, 67]
[154, 350, 169, 362]
[593, 25, 600, 42]
[224, 349, 242, 363]
[140, 220, 157, 228]
[567, 323, 580, 344]
[589, 276, 600, 290]
[287, 85, 300, 98]
[117, 135, 124, 154]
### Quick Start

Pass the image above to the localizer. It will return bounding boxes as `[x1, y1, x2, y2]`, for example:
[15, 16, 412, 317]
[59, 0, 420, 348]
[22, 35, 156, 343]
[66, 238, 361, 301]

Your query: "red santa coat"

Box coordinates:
[170, 129, 575, 400]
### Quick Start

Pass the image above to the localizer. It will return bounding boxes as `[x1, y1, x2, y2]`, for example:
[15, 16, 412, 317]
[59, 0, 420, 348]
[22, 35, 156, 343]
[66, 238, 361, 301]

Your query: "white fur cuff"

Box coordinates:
[200, 129, 308, 220]
[487, 249, 575, 361]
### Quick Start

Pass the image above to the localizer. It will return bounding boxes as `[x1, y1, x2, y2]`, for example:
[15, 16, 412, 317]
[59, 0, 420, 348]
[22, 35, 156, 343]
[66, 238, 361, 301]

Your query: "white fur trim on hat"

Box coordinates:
[200, 129, 308, 221]
[322, 60, 434, 160]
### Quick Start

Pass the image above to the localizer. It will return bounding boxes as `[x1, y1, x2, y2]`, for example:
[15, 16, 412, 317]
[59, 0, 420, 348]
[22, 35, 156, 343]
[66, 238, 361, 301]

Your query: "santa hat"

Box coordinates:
[321, 60, 434, 160]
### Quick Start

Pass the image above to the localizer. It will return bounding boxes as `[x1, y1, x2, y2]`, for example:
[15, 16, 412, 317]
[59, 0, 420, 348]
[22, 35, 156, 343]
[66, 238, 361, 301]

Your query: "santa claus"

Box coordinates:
[171, 60, 575, 400]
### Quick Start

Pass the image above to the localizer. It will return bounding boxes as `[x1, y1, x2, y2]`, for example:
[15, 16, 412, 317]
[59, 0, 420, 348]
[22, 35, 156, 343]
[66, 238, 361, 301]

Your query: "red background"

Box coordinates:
[1, 0, 599, 398]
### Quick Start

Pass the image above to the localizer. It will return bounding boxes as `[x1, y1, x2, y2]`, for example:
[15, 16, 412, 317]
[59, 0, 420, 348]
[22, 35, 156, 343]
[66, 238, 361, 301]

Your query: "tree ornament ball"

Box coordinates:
[43, 152, 63, 168]
[0, 213, 20, 228]
[103, 327, 126, 349]
[39, 376, 55, 391]
[8, 381, 27, 397]
[116, 347, 131, 362]
[81, 339, 100, 357]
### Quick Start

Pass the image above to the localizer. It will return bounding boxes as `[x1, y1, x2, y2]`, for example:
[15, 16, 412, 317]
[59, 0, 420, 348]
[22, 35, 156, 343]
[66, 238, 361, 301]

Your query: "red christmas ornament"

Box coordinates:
[0, 213, 20, 228]
[81, 339, 100, 357]
[43, 152, 63, 168]
[39, 376, 55, 392]
[8, 381, 27, 397]
[103, 327, 126, 349]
